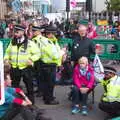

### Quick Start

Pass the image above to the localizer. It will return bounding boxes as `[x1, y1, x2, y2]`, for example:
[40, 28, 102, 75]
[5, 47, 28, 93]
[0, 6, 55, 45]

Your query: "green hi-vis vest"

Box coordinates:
[102, 75, 120, 102]
[32, 35, 62, 66]
[4, 40, 40, 69]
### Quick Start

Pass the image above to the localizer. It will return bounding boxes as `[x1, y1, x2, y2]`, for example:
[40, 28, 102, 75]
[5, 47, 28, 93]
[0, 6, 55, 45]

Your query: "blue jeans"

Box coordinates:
[72, 86, 89, 106]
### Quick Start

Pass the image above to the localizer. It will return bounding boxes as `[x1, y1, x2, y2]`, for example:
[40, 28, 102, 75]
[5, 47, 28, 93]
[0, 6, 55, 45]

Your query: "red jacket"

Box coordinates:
[73, 64, 95, 89]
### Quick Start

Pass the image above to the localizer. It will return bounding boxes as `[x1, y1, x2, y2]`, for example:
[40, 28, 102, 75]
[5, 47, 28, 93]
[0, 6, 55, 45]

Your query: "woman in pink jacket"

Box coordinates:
[71, 56, 95, 115]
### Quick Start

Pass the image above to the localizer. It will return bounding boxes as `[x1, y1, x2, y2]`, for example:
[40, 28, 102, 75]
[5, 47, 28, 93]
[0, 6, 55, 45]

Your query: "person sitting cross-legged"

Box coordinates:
[71, 56, 95, 116]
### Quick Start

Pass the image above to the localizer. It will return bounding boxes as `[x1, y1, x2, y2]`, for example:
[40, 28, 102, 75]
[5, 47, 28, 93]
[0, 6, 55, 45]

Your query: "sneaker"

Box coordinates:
[71, 106, 80, 114]
[81, 106, 88, 116]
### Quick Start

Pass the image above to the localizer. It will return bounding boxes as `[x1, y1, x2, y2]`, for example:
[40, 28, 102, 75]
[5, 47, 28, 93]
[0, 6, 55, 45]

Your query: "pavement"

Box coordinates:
[35, 85, 106, 120]
[14, 64, 120, 120]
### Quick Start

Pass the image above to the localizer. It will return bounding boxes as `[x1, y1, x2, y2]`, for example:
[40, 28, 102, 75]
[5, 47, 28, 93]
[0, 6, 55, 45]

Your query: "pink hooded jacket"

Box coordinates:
[73, 64, 95, 89]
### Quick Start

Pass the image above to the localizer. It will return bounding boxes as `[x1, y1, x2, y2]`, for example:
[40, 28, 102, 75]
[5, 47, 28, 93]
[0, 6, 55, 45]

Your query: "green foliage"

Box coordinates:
[105, 0, 120, 11]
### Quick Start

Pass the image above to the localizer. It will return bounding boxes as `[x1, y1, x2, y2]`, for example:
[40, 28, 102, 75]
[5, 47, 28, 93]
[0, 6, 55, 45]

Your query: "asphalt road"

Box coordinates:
[14, 64, 120, 120]
[35, 85, 106, 120]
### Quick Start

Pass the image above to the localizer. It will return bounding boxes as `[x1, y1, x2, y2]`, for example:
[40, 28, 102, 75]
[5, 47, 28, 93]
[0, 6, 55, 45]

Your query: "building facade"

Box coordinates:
[0, 0, 8, 19]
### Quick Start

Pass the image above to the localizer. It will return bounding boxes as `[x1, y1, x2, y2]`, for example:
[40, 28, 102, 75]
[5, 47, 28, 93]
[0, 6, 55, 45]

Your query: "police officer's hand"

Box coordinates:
[4, 59, 10, 65]
[27, 59, 33, 66]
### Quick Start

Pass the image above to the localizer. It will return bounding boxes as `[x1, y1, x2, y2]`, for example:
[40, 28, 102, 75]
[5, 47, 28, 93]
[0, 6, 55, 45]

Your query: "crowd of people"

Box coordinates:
[0, 16, 120, 120]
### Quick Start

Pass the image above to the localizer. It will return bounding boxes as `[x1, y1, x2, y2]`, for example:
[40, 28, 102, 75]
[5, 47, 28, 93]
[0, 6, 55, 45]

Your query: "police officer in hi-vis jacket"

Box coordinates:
[4, 25, 40, 104]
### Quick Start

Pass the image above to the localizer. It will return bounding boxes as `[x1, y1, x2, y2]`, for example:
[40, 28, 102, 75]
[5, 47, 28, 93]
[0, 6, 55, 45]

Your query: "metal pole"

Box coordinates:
[89, 11, 91, 21]
[67, 11, 69, 23]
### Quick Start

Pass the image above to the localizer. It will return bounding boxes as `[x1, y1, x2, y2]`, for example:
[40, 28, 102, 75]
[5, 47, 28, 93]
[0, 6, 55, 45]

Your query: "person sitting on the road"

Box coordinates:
[71, 56, 95, 115]
[0, 64, 33, 120]
[99, 66, 120, 120]
[0, 64, 51, 120]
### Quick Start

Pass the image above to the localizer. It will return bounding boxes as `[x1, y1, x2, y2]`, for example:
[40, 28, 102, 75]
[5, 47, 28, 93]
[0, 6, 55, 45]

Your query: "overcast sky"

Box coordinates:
[93, 0, 106, 12]
[51, 0, 106, 12]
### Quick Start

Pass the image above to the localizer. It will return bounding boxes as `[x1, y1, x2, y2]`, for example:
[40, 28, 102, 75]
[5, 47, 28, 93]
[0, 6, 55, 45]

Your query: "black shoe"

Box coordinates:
[52, 96, 56, 100]
[36, 92, 43, 97]
[44, 100, 59, 105]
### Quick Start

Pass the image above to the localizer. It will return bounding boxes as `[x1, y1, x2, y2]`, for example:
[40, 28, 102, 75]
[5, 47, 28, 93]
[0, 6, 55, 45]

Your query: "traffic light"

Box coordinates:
[86, 0, 92, 11]
[66, 0, 70, 12]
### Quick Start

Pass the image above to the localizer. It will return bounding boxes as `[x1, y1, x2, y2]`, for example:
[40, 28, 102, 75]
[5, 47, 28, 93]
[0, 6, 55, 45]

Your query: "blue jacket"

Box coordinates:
[0, 87, 16, 118]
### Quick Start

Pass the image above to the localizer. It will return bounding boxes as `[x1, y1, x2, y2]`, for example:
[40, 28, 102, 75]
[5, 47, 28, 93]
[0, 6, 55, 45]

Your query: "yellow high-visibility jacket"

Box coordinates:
[32, 35, 61, 66]
[4, 40, 40, 69]
[101, 75, 120, 102]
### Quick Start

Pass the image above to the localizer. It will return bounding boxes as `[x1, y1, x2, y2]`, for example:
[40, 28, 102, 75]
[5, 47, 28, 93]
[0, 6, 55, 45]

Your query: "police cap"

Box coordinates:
[14, 25, 25, 31]
[45, 26, 57, 33]
[104, 66, 116, 74]
[32, 26, 45, 32]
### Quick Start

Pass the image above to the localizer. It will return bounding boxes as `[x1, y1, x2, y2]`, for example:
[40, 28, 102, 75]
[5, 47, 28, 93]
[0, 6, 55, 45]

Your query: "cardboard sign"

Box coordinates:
[0, 41, 5, 105]
[93, 54, 105, 82]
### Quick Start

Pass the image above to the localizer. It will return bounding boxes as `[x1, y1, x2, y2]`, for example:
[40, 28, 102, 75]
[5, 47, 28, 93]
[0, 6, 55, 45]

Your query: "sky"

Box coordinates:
[51, 0, 106, 12]
[93, 0, 106, 12]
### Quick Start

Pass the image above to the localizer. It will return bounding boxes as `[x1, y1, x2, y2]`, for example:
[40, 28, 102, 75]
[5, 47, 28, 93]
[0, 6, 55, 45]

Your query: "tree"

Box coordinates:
[105, 0, 120, 12]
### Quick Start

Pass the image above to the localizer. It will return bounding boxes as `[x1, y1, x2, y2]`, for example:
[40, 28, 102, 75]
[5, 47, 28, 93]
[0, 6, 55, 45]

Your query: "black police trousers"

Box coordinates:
[10, 67, 34, 104]
[99, 101, 120, 116]
[39, 62, 56, 103]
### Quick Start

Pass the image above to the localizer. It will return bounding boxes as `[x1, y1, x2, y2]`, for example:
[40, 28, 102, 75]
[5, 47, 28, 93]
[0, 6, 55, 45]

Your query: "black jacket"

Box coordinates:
[71, 35, 95, 61]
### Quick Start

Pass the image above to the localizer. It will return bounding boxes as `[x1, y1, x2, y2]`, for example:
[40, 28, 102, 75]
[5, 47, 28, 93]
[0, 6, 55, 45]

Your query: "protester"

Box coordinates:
[0, 64, 52, 120]
[25, 23, 33, 39]
[113, 23, 120, 40]
[0, 24, 5, 38]
[71, 24, 95, 66]
[71, 56, 95, 115]
[87, 22, 97, 39]
[0, 64, 33, 120]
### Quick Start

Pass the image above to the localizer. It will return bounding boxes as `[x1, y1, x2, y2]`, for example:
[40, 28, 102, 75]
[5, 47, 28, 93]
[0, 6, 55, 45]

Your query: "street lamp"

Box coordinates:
[86, 0, 92, 21]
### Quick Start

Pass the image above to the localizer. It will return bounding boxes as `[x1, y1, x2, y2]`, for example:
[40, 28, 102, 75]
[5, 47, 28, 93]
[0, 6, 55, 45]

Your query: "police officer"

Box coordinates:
[99, 66, 120, 119]
[44, 26, 62, 104]
[4, 25, 40, 104]
[32, 26, 61, 105]
[32, 26, 47, 97]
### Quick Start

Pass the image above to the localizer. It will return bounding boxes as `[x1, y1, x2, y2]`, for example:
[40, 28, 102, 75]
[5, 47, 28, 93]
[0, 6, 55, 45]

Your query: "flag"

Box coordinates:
[93, 54, 104, 82]
[11, 0, 21, 12]
[70, 0, 77, 8]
